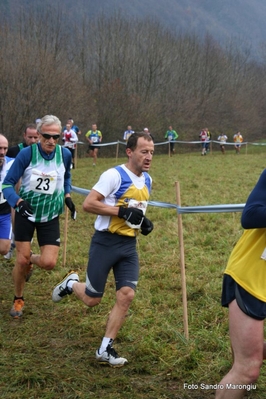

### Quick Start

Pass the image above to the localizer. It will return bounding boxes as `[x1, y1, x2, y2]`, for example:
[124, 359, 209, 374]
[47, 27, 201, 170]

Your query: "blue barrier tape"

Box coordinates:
[72, 186, 91, 196]
[77, 141, 118, 147]
[177, 204, 245, 214]
[72, 186, 245, 214]
[75, 140, 265, 146]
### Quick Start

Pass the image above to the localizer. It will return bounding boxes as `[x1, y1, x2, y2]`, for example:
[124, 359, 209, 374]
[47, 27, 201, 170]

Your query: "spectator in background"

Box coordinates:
[62, 123, 78, 169]
[62, 118, 81, 136]
[217, 133, 228, 154]
[233, 131, 243, 154]
[143, 127, 155, 142]
[0, 134, 14, 257]
[123, 125, 134, 142]
[85, 123, 102, 166]
[199, 128, 208, 155]
[165, 125, 178, 155]
[7, 124, 39, 158]
[205, 128, 211, 153]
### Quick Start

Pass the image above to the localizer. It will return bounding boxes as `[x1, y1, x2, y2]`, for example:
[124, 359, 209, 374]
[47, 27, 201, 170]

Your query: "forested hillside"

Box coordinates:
[1, 0, 266, 143]
[3, 0, 266, 53]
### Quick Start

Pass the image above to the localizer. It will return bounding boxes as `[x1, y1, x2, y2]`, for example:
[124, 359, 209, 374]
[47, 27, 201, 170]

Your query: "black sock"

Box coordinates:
[14, 296, 24, 301]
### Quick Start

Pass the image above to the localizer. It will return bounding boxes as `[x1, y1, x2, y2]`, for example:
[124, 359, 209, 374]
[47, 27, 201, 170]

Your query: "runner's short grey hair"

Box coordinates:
[37, 115, 62, 132]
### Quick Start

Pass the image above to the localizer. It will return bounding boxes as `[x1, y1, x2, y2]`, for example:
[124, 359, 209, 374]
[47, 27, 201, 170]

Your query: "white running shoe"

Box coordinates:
[96, 343, 128, 367]
[4, 243, 16, 260]
[52, 271, 79, 302]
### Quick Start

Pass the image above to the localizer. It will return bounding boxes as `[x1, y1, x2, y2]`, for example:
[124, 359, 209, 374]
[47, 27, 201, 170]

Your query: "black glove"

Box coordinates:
[16, 200, 34, 218]
[65, 197, 77, 220]
[141, 216, 154, 236]
[118, 206, 144, 225]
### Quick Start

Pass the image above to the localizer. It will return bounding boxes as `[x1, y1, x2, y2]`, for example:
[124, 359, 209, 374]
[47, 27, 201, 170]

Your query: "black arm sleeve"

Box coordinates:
[241, 169, 266, 229]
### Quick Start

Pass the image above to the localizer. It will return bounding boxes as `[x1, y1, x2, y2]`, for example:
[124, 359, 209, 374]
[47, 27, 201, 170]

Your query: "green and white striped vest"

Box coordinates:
[19, 144, 65, 222]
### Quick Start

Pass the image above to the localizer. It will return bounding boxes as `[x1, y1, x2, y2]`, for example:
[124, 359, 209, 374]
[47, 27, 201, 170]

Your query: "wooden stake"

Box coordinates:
[74, 144, 78, 168]
[63, 206, 69, 267]
[175, 181, 189, 340]
[116, 142, 119, 163]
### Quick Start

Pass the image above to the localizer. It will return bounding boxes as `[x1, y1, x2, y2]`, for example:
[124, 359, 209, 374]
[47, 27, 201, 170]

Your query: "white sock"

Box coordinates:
[99, 337, 112, 354]
[11, 232, 16, 247]
[67, 280, 76, 291]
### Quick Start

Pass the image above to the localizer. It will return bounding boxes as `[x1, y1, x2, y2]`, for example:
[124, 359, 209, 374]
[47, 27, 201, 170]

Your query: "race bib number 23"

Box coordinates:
[29, 169, 57, 195]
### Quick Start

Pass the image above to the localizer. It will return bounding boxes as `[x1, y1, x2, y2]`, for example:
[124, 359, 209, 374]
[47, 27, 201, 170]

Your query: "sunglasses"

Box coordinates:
[39, 132, 60, 140]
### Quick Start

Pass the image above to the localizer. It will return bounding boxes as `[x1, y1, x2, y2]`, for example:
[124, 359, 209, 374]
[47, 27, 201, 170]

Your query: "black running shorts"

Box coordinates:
[15, 212, 60, 247]
[221, 274, 266, 320]
[85, 231, 139, 298]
